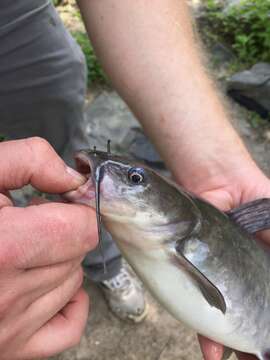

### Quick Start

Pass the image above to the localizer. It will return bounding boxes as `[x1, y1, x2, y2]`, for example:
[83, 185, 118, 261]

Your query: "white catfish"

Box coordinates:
[65, 148, 270, 360]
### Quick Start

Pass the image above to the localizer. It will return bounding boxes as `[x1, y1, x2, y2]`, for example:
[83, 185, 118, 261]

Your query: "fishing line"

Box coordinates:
[92, 140, 112, 275]
[94, 156, 107, 275]
[107, 139, 111, 154]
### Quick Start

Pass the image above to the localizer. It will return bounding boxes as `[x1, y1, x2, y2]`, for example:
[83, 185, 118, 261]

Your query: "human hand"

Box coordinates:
[196, 166, 270, 360]
[0, 137, 98, 359]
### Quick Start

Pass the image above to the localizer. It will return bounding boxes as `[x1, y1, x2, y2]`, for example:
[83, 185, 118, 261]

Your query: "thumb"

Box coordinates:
[199, 189, 235, 212]
[0, 138, 86, 193]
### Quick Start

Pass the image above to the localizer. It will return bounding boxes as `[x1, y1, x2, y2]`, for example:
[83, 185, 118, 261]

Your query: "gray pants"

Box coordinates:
[0, 0, 121, 281]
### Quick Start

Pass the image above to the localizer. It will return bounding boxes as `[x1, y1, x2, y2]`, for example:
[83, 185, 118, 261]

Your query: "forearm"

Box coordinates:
[77, 0, 261, 195]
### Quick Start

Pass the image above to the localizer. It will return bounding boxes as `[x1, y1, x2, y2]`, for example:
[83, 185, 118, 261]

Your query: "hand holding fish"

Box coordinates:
[66, 148, 270, 360]
[77, 1, 270, 358]
[0, 138, 98, 359]
[198, 171, 270, 360]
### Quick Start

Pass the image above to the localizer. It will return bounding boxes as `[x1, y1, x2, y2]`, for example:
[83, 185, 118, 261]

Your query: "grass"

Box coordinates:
[72, 31, 107, 86]
[205, 0, 270, 66]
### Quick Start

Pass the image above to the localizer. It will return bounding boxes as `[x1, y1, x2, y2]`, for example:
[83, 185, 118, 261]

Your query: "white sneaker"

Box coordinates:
[99, 266, 148, 323]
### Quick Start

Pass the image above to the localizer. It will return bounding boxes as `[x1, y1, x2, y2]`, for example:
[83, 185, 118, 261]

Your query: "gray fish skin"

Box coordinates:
[65, 150, 270, 360]
[186, 198, 270, 355]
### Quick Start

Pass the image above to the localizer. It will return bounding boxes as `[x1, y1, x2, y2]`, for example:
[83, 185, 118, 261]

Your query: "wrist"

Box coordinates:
[137, 76, 257, 198]
[152, 122, 255, 195]
[177, 159, 269, 210]
[172, 151, 258, 195]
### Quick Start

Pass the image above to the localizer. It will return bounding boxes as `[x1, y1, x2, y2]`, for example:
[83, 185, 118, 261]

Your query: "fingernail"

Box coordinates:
[66, 166, 86, 185]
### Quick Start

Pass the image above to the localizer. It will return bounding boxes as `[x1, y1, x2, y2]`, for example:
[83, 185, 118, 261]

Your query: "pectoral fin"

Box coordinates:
[227, 198, 270, 234]
[172, 246, 226, 314]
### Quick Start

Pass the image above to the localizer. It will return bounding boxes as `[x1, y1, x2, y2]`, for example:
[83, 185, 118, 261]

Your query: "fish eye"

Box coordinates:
[128, 167, 145, 185]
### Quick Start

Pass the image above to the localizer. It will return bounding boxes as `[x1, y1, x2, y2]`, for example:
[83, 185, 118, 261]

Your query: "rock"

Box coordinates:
[227, 63, 270, 118]
[85, 91, 140, 153]
[11, 185, 37, 207]
[85, 91, 164, 167]
[122, 127, 165, 168]
[211, 43, 235, 64]
[264, 129, 270, 142]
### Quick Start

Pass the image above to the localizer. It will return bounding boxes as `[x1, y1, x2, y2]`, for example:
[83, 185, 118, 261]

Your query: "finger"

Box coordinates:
[0, 203, 98, 269]
[19, 288, 89, 359]
[200, 190, 234, 212]
[11, 258, 85, 316]
[0, 268, 85, 357]
[0, 193, 13, 208]
[198, 335, 224, 360]
[21, 267, 84, 340]
[0, 138, 85, 193]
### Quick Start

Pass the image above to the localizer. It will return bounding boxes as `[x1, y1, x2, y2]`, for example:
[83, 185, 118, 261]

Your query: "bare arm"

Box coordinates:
[77, 2, 268, 359]
[77, 0, 264, 203]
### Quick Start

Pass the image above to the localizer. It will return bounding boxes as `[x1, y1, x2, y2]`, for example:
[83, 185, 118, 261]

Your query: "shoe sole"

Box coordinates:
[125, 301, 149, 323]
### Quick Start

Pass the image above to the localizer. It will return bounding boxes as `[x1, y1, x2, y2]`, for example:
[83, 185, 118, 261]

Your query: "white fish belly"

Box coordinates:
[121, 246, 257, 354]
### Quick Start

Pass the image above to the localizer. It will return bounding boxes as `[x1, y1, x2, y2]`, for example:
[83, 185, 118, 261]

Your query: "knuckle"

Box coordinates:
[0, 222, 19, 269]
[41, 205, 98, 257]
[82, 233, 98, 254]
[25, 136, 52, 154]
[80, 209, 98, 252]
[46, 210, 73, 241]
[67, 206, 98, 253]
[0, 292, 17, 320]
[24, 137, 55, 169]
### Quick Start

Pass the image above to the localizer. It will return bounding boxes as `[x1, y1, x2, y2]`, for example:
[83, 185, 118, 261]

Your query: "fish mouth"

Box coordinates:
[74, 151, 93, 179]
[75, 151, 96, 203]
[63, 151, 97, 205]
[64, 148, 113, 205]
[74, 149, 112, 273]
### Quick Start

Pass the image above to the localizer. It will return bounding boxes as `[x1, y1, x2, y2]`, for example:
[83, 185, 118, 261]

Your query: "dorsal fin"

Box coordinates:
[227, 198, 270, 234]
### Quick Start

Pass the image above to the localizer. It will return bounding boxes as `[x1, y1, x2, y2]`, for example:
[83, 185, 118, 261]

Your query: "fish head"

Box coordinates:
[65, 149, 200, 246]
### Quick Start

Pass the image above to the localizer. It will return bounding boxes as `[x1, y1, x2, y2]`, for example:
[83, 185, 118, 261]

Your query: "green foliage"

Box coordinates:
[247, 111, 269, 129]
[52, 0, 62, 6]
[72, 32, 107, 86]
[205, 0, 270, 65]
